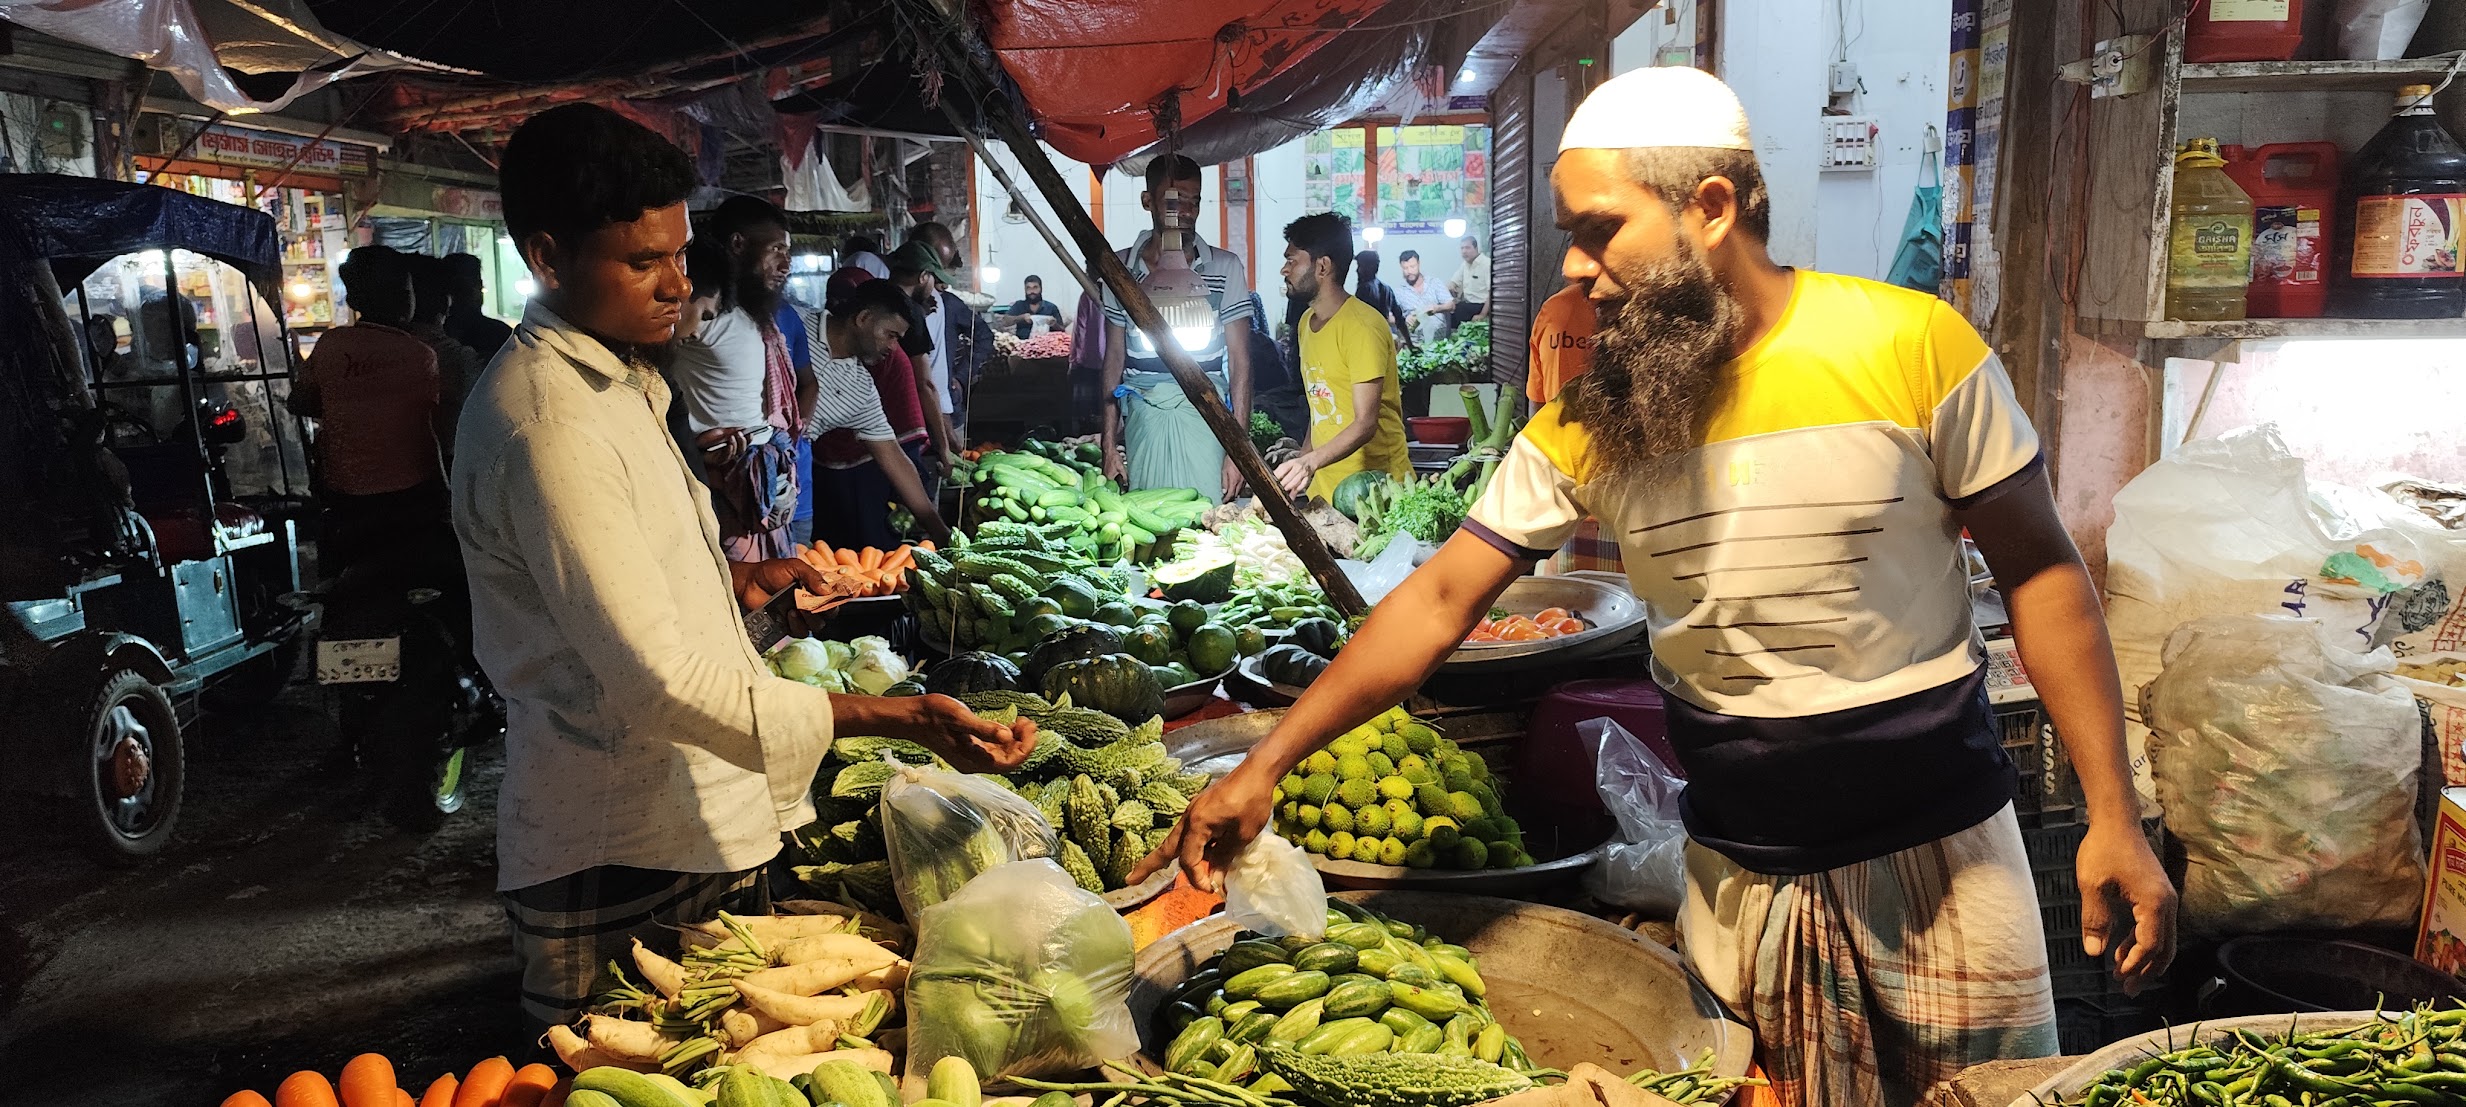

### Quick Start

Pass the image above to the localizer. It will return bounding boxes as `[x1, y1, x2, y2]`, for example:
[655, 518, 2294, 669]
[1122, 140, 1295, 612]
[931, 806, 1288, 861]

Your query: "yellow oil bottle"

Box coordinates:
[2167, 138, 2257, 321]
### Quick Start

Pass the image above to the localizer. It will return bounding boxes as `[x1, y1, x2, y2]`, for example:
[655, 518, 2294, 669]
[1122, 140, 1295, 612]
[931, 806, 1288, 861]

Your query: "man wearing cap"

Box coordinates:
[1135, 67, 2175, 1106]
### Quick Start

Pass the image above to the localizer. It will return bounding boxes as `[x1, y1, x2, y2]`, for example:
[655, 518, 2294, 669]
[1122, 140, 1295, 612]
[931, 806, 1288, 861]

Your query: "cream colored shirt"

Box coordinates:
[454, 302, 832, 891]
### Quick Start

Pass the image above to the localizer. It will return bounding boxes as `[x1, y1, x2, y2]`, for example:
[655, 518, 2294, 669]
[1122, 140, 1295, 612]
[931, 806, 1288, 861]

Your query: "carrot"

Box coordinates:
[538, 1082, 569, 1107]
[859, 547, 883, 570]
[917, 539, 936, 552]
[394, 1091, 414, 1107]
[275, 1071, 341, 1107]
[222, 1093, 275, 1107]
[339, 1054, 399, 1107]
[453, 1058, 515, 1107]
[834, 547, 860, 568]
[497, 1064, 558, 1107]
[417, 1075, 458, 1107]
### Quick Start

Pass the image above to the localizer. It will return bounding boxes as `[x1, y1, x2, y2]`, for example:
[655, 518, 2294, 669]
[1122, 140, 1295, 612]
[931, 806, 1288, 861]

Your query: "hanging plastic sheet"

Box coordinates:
[0, 0, 440, 115]
[783, 132, 871, 214]
[0, 173, 281, 299]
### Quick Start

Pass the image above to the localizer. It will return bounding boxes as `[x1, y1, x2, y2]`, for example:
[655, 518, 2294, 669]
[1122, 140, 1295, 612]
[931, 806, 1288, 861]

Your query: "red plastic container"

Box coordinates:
[1405, 416, 1471, 445]
[1517, 679, 1680, 847]
[2223, 142, 2340, 317]
[2184, 0, 2305, 63]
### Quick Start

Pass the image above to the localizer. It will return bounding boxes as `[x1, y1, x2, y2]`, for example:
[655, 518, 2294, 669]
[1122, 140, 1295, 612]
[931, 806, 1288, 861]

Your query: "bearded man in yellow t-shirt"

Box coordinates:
[1273, 212, 1409, 501]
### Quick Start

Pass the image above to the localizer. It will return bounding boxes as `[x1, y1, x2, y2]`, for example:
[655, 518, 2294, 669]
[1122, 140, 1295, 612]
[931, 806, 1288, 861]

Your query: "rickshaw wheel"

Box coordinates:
[74, 668, 185, 862]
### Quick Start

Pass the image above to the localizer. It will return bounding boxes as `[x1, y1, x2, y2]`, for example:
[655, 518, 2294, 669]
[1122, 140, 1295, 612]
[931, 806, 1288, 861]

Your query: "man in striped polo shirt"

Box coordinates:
[1099, 154, 1260, 502]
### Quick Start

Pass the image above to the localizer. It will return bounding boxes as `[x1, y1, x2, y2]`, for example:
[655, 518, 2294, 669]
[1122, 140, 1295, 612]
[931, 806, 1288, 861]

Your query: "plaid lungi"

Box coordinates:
[1679, 803, 2057, 1107]
[1552, 516, 1624, 575]
[504, 862, 773, 1038]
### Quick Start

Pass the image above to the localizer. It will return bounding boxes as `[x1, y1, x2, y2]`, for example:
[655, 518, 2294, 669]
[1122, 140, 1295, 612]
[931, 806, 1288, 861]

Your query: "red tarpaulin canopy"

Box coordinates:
[979, 0, 1392, 165]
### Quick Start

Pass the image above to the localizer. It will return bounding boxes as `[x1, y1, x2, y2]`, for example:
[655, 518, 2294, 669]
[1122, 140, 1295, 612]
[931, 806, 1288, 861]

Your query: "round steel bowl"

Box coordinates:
[2012, 1013, 2379, 1107]
[1310, 839, 1609, 894]
[1161, 705, 1291, 776]
[1162, 666, 1233, 719]
[1231, 653, 1307, 706]
[1441, 575, 1649, 673]
[1101, 860, 1178, 911]
[1131, 890, 1752, 1079]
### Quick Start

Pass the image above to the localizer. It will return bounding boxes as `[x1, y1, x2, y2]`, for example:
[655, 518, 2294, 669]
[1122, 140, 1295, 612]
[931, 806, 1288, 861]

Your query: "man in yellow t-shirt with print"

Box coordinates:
[1138, 68, 2178, 1107]
[1273, 212, 1408, 501]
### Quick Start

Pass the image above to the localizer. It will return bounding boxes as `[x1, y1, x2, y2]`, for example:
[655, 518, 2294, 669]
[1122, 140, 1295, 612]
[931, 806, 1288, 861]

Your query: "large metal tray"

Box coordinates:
[1131, 891, 1752, 1080]
[1440, 575, 1649, 673]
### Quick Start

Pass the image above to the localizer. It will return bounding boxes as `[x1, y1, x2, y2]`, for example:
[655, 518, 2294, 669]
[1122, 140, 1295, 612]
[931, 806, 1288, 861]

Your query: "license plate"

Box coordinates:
[317, 638, 401, 683]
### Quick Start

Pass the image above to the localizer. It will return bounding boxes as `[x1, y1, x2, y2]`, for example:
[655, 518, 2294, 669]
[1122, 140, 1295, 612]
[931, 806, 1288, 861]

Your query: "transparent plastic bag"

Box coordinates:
[878, 757, 1060, 921]
[2148, 615, 2425, 935]
[903, 859, 1139, 1083]
[1578, 718, 1690, 917]
[1339, 533, 1429, 604]
[1222, 832, 1327, 939]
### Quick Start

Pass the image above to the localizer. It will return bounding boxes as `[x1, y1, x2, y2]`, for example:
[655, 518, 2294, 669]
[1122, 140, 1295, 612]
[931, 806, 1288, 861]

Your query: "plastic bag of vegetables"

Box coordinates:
[904, 858, 1138, 1084]
[880, 758, 1060, 921]
[1220, 831, 1327, 939]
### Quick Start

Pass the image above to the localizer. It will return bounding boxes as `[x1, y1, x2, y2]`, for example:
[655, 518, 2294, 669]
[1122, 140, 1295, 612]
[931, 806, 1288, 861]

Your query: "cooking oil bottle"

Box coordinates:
[2167, 138, 2256, 321]
[2331, 84, 2466, 319]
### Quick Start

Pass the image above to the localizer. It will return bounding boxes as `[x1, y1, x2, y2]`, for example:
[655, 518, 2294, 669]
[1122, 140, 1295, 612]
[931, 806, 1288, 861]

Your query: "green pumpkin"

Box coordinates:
[1235, 625, 1269, 657]
[1044, 577, 1101, 619]
[1095, 601, 1141, 628]
[1022, 612, 1079, 642]
[1017, 595, 1064, 622]
[1041, 653, 1167, 723]
[1125, 624, 1177, 665]
[1168, 599, 1210, 638]
[1187, 624, 1239, 676]
[1022, 624, 1126, 686]
[1259, 643, 1331, 687]
[1288, 617, 1346, 660]
[925, 651, 1021, 695]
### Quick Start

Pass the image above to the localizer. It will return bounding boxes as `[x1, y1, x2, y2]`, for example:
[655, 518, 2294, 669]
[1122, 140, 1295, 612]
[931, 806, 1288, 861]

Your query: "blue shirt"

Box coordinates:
[777, 302, 816, 523]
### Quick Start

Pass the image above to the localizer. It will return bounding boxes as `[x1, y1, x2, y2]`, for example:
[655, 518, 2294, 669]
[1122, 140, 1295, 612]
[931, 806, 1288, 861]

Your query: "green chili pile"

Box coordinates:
[2058, 1005, 2466, 1107]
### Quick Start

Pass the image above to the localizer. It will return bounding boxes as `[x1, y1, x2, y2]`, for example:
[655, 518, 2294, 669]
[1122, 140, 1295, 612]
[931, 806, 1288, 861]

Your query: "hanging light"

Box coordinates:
[1361, 226, 1386, 244]
[980, 264, 1002, 287]
[1443, 217, 1468, 238]
[287, 280, 313, 300]
[515, 277, 538, 299]
[1130, 183, 1221, 359]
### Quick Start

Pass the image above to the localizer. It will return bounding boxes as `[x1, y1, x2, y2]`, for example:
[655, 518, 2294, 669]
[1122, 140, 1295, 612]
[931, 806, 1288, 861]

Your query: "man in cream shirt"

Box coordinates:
[456, 104, 1033, 1038]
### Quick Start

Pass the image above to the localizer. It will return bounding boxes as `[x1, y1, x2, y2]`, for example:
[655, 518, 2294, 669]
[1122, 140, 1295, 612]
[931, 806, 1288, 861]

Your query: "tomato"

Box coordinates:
[1545, 618, 1586, 636]
[1534, 607, 1572, 624]
[1501, 623, 1550, 642]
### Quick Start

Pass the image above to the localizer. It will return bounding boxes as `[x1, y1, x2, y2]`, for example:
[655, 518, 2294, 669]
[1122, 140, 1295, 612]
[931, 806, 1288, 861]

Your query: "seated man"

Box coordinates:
[999, 274, 1066, 339]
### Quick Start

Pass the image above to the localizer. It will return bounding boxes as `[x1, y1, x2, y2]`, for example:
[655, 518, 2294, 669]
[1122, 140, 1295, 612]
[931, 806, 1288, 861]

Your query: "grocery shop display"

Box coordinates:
[1146, 899, 1544, 1106]
[1268, 707, 1530, 871]
[792, 691, 1208, 907]
[949, 440, 1211, 564]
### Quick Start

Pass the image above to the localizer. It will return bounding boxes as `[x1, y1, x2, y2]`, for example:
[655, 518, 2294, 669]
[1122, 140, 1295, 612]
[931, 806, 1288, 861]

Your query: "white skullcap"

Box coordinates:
[1559, 66, 1754, 153]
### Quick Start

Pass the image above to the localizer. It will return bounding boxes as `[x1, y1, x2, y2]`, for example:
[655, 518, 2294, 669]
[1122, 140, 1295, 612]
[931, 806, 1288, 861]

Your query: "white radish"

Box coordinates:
[779, 899, 911, 947]
[718, 1007, 787, 1048]
[583, 1013, 671, 1062]
[772, 933, 903, 969]
[733, 981, 893, 1026]
[733, 1019, 845, 1064]
[846, 962, 909, 991]
[547, 1024, 656, 1072]
[737, 953, 899, 997]
[688, 913, 856, 945]
[632, 938, 686, 999]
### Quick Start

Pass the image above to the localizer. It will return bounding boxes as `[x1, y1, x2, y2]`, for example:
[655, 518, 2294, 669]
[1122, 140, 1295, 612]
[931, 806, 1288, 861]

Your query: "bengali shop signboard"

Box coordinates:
[189, 122, 375, 178]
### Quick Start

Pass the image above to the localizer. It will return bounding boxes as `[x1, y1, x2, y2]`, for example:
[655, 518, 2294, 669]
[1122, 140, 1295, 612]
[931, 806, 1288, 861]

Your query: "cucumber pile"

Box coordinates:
[1152, 899, 1544, 1102]
[952, 440, 1210, 564]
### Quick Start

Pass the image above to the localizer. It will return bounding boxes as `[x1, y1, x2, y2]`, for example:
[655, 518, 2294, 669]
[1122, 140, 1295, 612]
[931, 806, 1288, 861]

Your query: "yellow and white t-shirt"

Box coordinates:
[1298, 296, 1410, 501]
[1465, 271, 2042, 873]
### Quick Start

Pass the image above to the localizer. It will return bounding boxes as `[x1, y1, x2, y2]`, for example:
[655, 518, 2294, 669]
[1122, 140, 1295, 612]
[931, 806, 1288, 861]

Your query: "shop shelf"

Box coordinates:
[2179, 56, 2465, 94]
[2142, 317, 2466, 340]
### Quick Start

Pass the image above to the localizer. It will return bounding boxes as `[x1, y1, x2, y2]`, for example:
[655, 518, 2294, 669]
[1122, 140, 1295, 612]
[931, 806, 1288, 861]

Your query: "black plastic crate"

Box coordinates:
[2056, 994, 2168, 1054]
[2001, 700, 2083, 827]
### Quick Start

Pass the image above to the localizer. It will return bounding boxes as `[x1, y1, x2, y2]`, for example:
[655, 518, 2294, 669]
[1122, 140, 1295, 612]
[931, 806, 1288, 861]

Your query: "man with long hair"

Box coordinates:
[1136, 68, 2174, 1106]
[663, 195, 804, 560]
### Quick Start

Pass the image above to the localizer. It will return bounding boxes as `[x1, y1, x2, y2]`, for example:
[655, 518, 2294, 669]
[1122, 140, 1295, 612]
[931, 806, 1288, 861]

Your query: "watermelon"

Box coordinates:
[1155, 554, 1236, 603]
[1331, 469, 1392, 521]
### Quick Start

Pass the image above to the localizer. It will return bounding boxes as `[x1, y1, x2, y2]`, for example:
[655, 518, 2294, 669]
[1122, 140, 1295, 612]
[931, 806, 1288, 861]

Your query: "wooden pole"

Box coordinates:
[953, 95, 1368, 616]
[941, 106, 1104, 304]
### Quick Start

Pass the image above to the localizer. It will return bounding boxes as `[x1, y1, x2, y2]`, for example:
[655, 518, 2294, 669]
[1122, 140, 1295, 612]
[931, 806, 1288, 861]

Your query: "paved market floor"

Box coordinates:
[0, 683, 520, 1103]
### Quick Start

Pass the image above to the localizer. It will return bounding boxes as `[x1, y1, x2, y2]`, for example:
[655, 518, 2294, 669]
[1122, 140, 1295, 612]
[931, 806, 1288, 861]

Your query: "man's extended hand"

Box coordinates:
[1273, 456, 1317, 498]
[2077, 819, 2177, 996]
[1128, 761, 1276, 892]
[887, 693, 1037, 773]
[734, 556, 830, 612]
[1223, 457, 1247, 502]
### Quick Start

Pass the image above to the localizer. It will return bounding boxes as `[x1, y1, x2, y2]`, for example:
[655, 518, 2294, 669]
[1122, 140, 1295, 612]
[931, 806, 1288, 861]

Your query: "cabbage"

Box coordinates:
[770, 637, 837, 684]
[846, 636, 911, 696]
